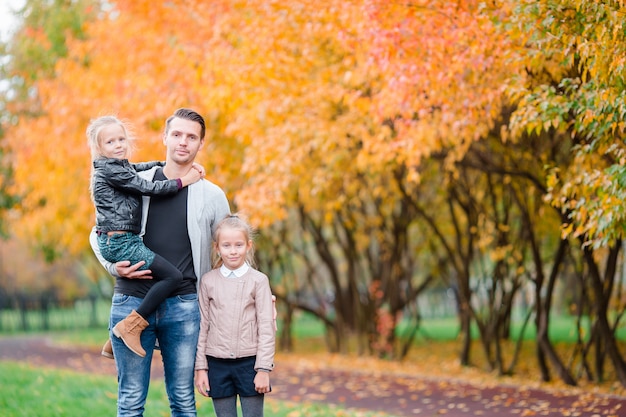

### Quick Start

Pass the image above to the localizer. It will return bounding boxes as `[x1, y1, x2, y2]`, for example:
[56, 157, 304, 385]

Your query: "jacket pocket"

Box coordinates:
[242, 321, 256, 351]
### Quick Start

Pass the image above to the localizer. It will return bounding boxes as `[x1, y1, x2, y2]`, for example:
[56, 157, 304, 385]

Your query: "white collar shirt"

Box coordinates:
[220, 263, 250, 278]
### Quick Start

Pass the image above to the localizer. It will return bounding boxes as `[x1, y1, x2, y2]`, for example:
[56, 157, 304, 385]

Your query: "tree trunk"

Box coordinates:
[534, 239, 577, 385]
[279, 301, 294, 352]
[458, 287, 473, 366]
[583, 244, 626, 386]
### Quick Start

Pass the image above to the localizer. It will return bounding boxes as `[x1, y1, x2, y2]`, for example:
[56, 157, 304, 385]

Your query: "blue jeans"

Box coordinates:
[110, 293, 200, 417]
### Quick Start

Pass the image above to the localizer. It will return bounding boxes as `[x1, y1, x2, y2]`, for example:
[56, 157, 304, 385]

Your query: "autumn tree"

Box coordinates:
[0, 0, 96, 261]
[342, 0, 534, 363]
[211, 1, 438, 356]
[0, 0, 100, 305]
[508, 0, 626, 385]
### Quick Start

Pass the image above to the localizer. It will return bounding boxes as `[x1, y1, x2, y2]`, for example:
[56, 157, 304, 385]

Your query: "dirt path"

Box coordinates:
[0, 335, 624, 417]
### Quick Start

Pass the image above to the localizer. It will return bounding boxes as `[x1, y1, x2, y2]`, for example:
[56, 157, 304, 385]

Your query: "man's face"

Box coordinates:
[163, 117, 204, 165]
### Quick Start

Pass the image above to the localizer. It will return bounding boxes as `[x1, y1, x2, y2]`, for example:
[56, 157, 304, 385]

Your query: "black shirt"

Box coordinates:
[114, 168, 197, 297]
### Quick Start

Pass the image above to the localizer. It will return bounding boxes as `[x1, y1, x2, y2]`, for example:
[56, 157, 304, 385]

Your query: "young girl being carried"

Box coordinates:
[194, 214, 275, 417]
[87, 115, 204, 358]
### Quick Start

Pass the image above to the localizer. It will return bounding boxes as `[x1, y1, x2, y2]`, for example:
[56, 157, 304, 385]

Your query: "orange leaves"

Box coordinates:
[353, 0, 522, 162]
[3, 0, 546, 253]
[5, 0, 231, 253]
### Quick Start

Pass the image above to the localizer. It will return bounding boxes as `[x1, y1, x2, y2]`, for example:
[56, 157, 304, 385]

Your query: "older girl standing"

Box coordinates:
[194, 214, 275, 417]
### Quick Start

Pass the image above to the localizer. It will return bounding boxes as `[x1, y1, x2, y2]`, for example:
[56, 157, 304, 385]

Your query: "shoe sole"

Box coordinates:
[101, 351, 114, 359]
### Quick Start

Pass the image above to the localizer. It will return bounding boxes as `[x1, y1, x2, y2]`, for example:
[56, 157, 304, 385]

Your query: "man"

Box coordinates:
[90, 108, 231, 417]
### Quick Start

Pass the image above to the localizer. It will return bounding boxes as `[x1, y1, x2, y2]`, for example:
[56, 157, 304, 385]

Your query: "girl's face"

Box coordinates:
[216, 227, 252, 270]
[99, 123, 129, 159]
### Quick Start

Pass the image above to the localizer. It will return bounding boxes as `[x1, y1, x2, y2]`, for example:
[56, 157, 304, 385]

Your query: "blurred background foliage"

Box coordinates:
[0, 0, 626, 387]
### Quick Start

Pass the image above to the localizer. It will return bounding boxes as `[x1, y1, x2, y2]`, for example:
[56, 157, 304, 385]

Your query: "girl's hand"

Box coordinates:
[194, 370, 211, 397]
[192, 162, 206, 177]
[180, 168, 203, 187]
[254, 371, 271, 394]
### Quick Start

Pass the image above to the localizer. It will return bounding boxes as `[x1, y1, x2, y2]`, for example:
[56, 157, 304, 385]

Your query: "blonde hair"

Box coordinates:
[87, 115, 136, 201]
[212, 214, 257, 269]
[86, 115, 135, 160]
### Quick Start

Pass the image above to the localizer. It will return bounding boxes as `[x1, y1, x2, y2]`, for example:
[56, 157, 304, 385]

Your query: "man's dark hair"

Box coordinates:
[165, 108, 206, 139]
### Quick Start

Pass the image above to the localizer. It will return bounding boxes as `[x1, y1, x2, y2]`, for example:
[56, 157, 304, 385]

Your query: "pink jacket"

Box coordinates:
[195, 268, 275, 372]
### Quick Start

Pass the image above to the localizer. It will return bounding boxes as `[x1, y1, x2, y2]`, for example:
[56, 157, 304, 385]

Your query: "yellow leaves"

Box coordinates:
[510, 0, 626, 144]
[9, 0, 613, 255]
[490, 245, 512, 262]
[546, 153, 626, 247]
[265, 346, 626, 417]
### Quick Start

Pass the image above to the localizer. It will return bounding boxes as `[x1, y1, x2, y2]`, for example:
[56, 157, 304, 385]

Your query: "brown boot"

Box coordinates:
[112, 310, 149, 357]
[101, 338, 114, 359]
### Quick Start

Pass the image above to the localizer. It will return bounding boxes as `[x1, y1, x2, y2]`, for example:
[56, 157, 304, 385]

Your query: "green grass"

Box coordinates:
[0, 362, 398, 417]
[282, 311, 626, 343]
[2, 316, 624, 416]
[1, 362, 119, 417]
[0, 299, 110, 333]
[3, 302, 625, 346]
[399, 314, 626, 343]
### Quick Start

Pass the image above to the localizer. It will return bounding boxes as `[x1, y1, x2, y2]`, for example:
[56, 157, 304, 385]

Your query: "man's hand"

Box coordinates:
[115, 260, 153, 279]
